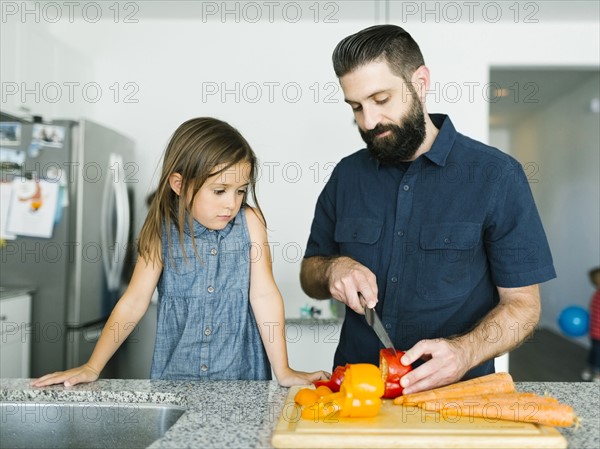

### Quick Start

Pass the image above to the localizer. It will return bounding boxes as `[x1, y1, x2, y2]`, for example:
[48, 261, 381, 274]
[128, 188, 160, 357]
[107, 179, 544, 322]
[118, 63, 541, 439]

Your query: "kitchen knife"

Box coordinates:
[359, 292, 397, 357]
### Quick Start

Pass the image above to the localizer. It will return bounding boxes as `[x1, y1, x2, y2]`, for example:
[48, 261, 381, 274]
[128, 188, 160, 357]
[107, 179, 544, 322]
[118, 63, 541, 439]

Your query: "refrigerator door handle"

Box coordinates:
[101, 154, 130, 292]
[114, 155, 130, 292]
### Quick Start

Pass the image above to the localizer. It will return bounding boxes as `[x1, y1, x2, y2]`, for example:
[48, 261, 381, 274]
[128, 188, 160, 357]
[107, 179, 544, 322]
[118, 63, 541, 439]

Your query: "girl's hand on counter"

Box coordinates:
[30, 363, 100, 387]
[275, 367, 331, 387]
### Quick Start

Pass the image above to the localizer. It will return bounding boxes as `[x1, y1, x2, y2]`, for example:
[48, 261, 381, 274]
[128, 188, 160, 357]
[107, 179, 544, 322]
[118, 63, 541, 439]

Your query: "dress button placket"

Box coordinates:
[201, 233, 217, 377]
[207, 233, 218, 296]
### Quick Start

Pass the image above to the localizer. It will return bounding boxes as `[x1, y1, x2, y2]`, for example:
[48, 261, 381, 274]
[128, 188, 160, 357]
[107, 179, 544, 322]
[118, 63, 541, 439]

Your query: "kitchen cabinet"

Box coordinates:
[0, 292, 32, 378]
[0, 20, 95, 120]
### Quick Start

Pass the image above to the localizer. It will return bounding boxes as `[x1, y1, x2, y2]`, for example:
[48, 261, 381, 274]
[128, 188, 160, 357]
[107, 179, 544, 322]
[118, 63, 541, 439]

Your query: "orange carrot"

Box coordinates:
[453, 393, 558, 404]
[394, 372, 513, 405]
[418, 392, 558, 409]
[428, 372, 513, 388]
[418, 396, 576, 427]
[394, 373, 515, 405]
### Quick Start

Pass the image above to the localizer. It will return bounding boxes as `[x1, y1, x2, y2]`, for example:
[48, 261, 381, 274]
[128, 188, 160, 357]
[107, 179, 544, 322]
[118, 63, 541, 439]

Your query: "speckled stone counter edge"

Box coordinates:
[1, 379, 598, 449]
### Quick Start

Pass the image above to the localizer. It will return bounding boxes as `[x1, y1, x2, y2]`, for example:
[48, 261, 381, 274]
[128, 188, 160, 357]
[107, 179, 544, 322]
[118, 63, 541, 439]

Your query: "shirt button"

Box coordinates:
[385, 323, 392, 330]
[204, 327, 212, 336]
[210, 248, 218, 256]
[397, 230, 404, 237]
[352, 232, 358, 239]
[207, 286, 215, 293]
[201, 364, 208, 371]
[391, 277, 398, 283]
[403, 185, 410, 191]
[444, 237, 451, 244]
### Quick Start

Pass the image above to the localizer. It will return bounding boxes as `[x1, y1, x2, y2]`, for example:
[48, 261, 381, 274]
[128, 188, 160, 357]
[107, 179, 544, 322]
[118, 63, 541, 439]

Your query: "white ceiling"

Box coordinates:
[98, 1, 600, 22]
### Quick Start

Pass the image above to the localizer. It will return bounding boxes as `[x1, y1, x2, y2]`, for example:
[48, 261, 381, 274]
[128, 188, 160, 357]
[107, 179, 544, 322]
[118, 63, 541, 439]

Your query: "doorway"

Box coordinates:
[489, 68, 600, 380]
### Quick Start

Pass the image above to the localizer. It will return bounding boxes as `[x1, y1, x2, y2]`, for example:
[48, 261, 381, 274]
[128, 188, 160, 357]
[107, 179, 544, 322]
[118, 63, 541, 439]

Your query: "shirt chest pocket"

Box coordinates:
[417, 223, 481, 300]
[163, 256, 199, 293]
[334, 218, 383, 269]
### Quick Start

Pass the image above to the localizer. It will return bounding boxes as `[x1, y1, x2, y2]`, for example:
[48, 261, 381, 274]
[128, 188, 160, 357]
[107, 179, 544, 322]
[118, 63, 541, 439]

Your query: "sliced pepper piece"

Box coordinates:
[338, 363, 384, 418]
[339, 395, 382, 418]
[383, 381, 404, 399]
[294, 388, 320, 406]
[314, 385, 333, 397]
[301, 392, 344, 421]
[313, 364, 348, 392]
[380, 348, 412, 399]
[341, 363, 384, 398]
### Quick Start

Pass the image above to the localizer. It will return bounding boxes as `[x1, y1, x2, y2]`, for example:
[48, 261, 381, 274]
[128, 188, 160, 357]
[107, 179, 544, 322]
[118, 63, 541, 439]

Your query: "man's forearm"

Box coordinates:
[300, 256, 337, 299]
[456, 284, 541, 369]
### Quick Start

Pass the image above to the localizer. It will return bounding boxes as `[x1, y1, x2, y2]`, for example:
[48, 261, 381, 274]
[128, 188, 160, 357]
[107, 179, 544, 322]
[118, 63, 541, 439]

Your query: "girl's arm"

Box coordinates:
[246, 207, 329, 386]
[31, 256, 163, 387]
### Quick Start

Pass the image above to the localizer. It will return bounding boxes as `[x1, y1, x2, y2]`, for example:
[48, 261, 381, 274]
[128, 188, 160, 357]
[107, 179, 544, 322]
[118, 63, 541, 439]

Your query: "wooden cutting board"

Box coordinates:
[272, 386, 568, 448]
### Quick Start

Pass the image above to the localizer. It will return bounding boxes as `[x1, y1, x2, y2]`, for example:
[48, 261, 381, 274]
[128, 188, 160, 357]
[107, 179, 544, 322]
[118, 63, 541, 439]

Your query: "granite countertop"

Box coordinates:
[1, 379, 598, 449]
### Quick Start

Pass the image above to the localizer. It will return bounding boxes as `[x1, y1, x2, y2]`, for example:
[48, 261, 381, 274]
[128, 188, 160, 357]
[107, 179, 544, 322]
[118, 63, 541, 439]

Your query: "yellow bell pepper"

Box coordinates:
[339, 363, 384, 418]
[301, 392, 344, 421]
[299, 363, 385, 421]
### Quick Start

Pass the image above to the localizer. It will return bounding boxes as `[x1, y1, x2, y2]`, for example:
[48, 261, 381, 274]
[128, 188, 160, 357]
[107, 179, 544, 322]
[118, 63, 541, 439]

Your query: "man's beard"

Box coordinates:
[359, 97, 426, 165]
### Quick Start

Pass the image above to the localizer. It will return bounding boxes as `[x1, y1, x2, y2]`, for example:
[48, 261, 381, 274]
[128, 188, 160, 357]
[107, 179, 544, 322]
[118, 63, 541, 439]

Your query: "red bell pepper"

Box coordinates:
[312, 349, 413, 400]
[379, 348, 412, 399]
[313, 364, 348, 392]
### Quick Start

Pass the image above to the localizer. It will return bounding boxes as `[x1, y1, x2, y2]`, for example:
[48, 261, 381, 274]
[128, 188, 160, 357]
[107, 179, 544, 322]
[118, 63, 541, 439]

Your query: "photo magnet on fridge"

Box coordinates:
[32, 124, 66, 148]
[0, 122, 21, 146]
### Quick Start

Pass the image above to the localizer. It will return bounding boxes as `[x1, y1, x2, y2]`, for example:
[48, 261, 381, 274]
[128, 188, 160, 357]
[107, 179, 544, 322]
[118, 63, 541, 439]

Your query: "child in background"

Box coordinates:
[32, 117, 329, 386]
[582, 267, 600, 382]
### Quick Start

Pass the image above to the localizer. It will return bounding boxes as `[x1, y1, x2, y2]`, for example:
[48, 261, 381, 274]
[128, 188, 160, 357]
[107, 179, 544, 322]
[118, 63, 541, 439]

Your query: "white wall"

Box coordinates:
[70, 18, 370, 318]
[2, 1, 599, 321]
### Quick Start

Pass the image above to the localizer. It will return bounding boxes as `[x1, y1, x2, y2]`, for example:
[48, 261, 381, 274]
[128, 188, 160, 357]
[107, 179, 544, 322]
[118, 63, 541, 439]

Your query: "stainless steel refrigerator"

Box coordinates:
[0, 118, 135, 377]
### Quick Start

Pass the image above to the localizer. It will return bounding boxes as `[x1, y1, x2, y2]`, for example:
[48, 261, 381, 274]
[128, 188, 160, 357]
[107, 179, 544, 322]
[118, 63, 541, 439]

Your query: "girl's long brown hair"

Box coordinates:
[137, 117, 264, 264]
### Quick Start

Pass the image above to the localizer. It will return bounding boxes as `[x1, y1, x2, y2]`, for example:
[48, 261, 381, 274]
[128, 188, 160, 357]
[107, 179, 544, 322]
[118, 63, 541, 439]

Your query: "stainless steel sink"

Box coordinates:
[0, 401, 186, 449]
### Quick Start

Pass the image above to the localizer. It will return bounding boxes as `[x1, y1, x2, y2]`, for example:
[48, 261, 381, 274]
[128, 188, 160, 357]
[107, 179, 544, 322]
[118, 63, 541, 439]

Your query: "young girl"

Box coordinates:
[582, 267, 600, 382]
[32, 117, 329, 386]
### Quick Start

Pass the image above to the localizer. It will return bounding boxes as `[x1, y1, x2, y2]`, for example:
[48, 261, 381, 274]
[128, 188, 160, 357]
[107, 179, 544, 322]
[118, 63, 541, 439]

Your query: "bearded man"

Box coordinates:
[300, 25, 556, 394]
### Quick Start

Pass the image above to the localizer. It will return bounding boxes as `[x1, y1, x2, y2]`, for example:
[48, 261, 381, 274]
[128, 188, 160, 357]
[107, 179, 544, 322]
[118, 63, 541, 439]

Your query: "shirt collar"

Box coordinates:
[423, 113, 456, 167]
[183, 212, 235, 239]
[370, 113, 456, 169]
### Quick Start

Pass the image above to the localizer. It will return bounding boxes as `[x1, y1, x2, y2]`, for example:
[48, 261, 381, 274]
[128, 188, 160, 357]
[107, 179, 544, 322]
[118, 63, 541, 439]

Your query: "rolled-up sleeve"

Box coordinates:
[484, 161, 556, 287]
[304, 168, 339, 259]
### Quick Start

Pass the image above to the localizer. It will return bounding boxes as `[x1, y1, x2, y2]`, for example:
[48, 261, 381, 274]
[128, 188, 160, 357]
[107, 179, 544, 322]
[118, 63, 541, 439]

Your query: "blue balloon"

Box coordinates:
[558, 306, 589, 337]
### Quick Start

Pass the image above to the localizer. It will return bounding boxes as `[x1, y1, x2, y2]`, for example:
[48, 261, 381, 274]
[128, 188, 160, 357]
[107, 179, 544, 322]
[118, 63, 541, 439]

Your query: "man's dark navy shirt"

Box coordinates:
[304, 114, 556, 379]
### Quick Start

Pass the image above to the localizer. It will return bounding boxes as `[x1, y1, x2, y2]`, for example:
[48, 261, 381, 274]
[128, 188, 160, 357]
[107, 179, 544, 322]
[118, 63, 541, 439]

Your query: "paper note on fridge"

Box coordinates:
[6, 179, 59, 238]
[0, 182, 17, 240]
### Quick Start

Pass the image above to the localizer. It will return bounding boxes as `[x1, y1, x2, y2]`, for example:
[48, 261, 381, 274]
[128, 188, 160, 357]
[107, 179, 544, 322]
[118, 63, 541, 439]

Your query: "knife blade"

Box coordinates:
[359, 292, 397, 356]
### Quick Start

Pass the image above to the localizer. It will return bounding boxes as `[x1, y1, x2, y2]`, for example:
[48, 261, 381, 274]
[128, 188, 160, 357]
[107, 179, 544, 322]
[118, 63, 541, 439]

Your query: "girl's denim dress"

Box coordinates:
[150, 208, 271, 380]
